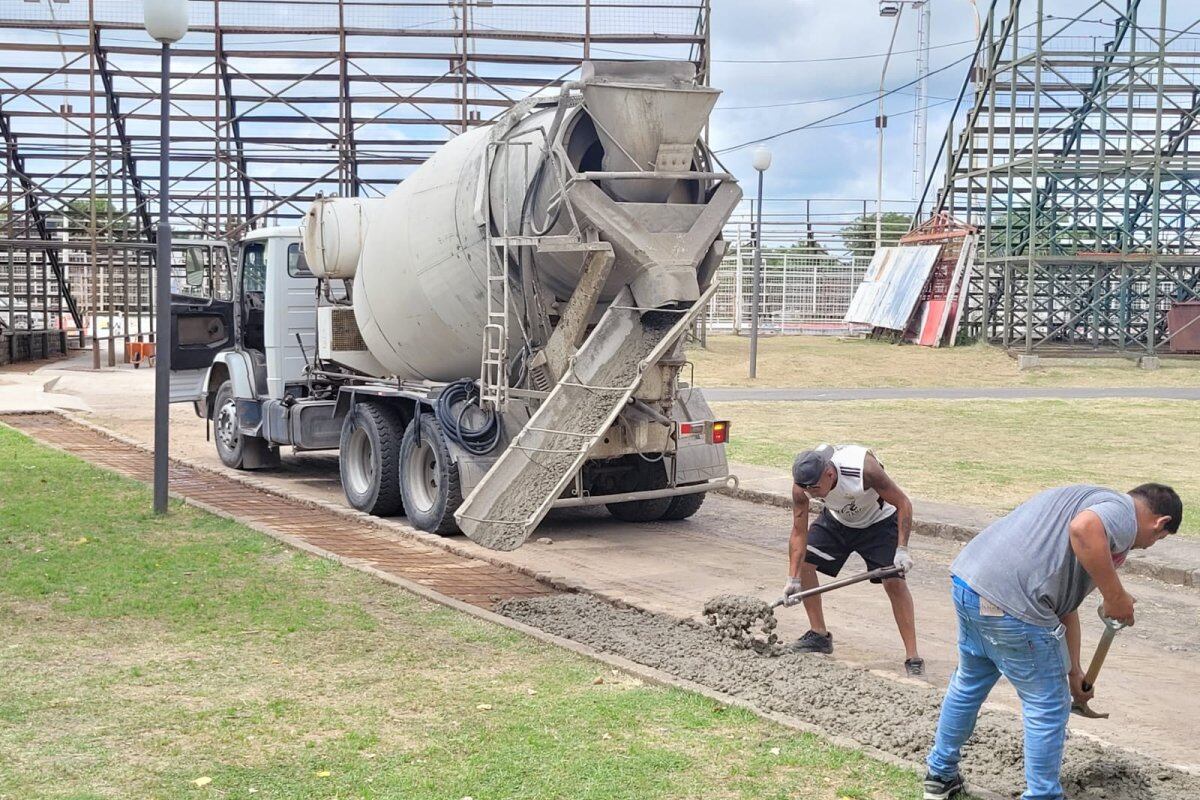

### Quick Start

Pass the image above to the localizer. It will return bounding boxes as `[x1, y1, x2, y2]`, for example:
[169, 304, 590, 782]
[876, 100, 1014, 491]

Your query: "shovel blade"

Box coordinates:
[1071, 701, 1110, 720]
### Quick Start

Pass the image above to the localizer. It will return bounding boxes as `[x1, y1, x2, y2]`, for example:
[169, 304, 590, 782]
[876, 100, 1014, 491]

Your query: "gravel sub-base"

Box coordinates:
[499, 594, 1199, 800]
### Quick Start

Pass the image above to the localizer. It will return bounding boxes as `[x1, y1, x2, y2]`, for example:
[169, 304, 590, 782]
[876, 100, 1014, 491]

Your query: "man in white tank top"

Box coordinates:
[783, 443, 923, 675]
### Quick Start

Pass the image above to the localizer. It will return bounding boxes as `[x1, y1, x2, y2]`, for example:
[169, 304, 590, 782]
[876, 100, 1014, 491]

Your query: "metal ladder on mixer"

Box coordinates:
[479, 139, 519, 410]
[478, 133, 585, 409]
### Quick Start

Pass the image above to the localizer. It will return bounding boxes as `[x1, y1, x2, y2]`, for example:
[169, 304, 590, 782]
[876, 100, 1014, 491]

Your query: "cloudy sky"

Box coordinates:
[705, 0, 983, 205]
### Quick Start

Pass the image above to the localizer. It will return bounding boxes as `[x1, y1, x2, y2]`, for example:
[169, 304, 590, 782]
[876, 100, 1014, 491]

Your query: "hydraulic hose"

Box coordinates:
[435, 378, 501, 456]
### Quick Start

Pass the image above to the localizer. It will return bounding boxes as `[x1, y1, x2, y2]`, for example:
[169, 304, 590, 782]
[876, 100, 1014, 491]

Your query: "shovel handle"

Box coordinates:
[776, 565, 903, 608]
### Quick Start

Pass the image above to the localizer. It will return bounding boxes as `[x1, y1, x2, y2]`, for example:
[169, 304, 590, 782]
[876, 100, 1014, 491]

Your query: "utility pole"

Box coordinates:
[912, 0, 930, 200]
[876, 3, 905, 251]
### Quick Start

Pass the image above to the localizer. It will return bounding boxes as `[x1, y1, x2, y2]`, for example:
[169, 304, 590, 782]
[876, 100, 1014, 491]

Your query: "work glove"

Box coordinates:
[893, 545, 914, 575]
[782, 577, 804, 606]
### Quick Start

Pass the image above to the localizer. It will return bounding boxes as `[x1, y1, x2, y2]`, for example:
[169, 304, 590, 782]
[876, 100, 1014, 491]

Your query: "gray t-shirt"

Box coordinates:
[952, 485, 1138, 628]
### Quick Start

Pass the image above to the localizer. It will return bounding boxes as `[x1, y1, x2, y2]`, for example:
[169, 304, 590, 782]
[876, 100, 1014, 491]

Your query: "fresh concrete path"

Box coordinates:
[704, 386, 1200, 401]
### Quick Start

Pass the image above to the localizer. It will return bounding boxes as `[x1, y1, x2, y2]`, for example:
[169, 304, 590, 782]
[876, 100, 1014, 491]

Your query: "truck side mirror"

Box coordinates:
[184, 247, 206, 289]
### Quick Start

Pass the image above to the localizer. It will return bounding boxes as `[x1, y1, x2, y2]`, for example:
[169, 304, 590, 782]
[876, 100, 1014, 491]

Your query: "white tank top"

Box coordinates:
[822, 444, 896, 529]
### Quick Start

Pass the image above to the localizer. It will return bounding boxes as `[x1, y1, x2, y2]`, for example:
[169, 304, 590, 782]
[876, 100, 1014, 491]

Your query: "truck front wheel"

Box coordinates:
[399, 414, 463, 535]
[339, 401, 404, 517]
[213, 380, 277, 470]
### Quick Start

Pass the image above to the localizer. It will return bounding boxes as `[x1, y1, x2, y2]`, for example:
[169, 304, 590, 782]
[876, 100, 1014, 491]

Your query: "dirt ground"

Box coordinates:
[9, 355, 1200, 775]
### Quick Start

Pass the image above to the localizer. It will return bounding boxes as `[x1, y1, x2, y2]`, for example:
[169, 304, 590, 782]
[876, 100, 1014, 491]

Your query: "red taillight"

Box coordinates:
[679, 422, 699, 436]
[709, 420, 730, 444]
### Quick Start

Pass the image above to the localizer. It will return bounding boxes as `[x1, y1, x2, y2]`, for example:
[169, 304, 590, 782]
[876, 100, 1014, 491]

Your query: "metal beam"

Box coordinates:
[214, 30, 253, 228]
[0, 106, 82, 327]
[92, 28, 153, 239]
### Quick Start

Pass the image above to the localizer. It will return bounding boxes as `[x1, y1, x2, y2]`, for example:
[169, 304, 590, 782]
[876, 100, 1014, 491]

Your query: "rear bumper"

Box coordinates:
[549, 474, 737, 509]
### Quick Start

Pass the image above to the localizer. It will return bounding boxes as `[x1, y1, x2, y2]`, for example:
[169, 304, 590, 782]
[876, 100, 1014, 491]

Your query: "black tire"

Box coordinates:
[339, 401, 404, 517]
[212, 379, 277, 470]
[606, 497, 673, 522]
[661, 492, 706, 521]
[399, 414, 463, 535]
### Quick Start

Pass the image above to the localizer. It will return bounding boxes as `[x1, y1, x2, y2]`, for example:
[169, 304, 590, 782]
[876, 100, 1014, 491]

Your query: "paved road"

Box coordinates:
[703, 386, 1200, 401]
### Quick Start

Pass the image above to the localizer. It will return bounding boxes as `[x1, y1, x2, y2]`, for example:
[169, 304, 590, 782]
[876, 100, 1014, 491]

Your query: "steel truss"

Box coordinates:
[937, 0, 1200, 356]
[1, 0, 709, 365]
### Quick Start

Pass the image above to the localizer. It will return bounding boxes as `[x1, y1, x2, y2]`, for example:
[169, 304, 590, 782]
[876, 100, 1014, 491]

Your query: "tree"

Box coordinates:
[840, 212, 914, 258]
[64, 197, 136, 237]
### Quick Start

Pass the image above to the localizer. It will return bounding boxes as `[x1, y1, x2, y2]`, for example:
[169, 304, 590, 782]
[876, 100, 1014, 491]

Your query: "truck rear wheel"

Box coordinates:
[606, 497, 673, 522]
[661, 492, 706, 521]
[213, 380, 277, 470]
[339, 401, 404, 517]
[400, 414, 463, 535]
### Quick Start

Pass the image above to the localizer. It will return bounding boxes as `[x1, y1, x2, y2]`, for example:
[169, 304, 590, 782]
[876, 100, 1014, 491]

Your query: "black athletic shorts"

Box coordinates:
[803, 509, 901, 582]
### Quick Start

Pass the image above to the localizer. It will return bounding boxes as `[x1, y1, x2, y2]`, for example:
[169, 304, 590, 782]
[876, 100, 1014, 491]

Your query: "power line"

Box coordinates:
[779, 97, 956, 131]
[715, 50, 977, 154]
[715, 89, 957, 112]
[710, 37, 975, 64]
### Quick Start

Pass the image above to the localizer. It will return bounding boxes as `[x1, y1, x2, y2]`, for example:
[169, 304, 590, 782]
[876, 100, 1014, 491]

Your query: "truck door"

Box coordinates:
[169, 243, 235, 402]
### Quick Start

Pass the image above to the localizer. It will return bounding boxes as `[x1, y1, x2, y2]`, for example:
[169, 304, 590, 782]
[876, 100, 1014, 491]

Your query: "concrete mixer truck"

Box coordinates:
[175, 61, 741, 551]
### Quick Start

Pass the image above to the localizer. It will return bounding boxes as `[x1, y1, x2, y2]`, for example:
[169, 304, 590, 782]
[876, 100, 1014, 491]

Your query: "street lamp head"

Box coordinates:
[751, 146, 772, 172]
[143, 0, 188, 44]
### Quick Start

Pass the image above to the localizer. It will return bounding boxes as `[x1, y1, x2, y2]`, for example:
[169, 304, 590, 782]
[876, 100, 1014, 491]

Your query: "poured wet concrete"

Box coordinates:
[500, 594, 1200, 799]
[703, 593, 781, 654]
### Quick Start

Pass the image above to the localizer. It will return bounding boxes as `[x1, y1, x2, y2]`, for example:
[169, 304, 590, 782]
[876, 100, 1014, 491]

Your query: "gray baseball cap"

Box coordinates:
[792, 445, 834, 487]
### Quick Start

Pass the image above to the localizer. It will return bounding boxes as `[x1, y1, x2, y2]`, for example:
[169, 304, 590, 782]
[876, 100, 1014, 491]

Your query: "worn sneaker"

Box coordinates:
[923, 772, 966, 800]
[905, 657, 926, 677]
[789, 629, 833, 654]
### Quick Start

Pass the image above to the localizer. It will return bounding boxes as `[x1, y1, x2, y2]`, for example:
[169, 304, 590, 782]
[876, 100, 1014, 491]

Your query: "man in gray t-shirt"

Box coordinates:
[923, 483, 1182, 800]
[953, 485, 1139, 628]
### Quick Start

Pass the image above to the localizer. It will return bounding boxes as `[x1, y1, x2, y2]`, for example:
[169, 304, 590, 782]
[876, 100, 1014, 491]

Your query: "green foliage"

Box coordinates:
[840, 212, 914, 257]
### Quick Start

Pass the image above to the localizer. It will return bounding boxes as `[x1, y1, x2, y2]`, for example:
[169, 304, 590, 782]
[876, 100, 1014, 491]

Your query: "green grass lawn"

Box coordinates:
[691, 334, 1200, 388]
[717, 399, 1200, 536]
[0, 423, 925, 800]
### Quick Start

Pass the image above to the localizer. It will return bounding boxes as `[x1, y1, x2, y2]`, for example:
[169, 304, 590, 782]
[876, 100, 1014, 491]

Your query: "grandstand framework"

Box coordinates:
[0, 0, 709, 364]
[939, 0, 1200, 358]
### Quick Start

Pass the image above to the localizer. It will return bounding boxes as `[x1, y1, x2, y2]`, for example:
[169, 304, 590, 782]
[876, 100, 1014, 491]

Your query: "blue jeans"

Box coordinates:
[927, 578, 1072, 800]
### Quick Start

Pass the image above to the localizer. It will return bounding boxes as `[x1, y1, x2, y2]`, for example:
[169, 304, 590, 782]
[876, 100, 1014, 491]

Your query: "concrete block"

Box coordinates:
[1139, 355, 1161, 371]
[1017, 354, 1040, 370]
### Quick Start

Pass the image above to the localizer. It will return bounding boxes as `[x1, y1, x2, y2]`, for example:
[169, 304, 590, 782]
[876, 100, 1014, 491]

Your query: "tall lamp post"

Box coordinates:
[748, 146, 771, 379]
[143, 0, 188, 514]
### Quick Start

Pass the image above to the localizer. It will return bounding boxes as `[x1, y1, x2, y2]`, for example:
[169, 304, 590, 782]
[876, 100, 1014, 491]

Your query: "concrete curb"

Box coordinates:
[3, 410, 1008, 800]
[717, 481, 1199, 590]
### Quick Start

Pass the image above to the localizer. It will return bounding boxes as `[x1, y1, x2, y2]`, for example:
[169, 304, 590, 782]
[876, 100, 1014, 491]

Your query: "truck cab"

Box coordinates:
[174, 226, 336, 468]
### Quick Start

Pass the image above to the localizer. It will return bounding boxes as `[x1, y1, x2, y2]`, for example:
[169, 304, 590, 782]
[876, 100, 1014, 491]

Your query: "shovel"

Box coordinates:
[1070, 605, 1128, 719]
[704, 565, 903, 653]
[769, 564, 905, 611]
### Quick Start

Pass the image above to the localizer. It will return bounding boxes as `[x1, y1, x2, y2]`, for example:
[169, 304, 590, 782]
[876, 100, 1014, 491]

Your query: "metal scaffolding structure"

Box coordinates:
[938, 0, 1200, 358]
[0, 0, 709, 365]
